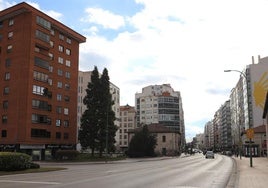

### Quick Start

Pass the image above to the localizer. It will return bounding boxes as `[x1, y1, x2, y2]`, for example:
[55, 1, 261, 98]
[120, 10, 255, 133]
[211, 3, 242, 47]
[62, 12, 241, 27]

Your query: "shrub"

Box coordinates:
[0, 152, 32, 171]
[29, 162, 40, 169]
[55, 150, 79, 160]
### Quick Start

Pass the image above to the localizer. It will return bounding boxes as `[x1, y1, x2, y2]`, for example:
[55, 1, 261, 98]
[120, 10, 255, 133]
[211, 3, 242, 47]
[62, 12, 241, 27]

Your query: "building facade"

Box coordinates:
[119, 104, 136, 151]
[135, 84, 185, 149]
[0, 3, 86, 160]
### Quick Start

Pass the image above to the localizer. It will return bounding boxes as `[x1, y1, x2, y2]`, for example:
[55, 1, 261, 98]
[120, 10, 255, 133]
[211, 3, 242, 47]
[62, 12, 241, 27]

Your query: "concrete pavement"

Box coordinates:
[230, 156, 268, 188]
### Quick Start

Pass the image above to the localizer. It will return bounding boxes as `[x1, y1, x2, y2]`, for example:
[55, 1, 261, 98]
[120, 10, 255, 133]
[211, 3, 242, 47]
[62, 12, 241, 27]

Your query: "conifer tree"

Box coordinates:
[98, 68, 117, 157]
[78, 66, 101, 156]
[128, 125, 157, 157]
[79, 66, 117, 157]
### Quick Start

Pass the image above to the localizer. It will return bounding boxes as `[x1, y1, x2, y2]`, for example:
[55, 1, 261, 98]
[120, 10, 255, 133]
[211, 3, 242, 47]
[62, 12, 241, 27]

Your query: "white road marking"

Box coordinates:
[0, 180, 61, 185]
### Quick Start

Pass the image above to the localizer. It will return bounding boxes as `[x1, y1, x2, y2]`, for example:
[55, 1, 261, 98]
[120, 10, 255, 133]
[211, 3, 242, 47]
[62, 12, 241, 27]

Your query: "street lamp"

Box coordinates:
[224, 69, 253, 167]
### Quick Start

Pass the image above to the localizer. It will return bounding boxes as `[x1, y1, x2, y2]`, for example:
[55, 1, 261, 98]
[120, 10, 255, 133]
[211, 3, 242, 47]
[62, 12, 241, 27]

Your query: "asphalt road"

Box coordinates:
[0, 154, 234, 188]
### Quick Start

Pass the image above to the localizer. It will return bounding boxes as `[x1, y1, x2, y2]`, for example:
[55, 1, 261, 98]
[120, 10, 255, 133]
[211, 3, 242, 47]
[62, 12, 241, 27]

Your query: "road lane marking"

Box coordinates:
[0, 180, 61, 185]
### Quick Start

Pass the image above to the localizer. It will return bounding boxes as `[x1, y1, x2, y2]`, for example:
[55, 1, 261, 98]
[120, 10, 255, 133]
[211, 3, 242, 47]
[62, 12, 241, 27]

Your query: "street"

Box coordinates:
[0, 154, 234, 188]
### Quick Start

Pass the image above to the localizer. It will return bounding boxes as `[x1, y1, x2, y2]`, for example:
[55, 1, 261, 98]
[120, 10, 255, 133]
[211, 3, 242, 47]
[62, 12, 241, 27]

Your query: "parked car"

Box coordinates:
[205, 151, 215, 159]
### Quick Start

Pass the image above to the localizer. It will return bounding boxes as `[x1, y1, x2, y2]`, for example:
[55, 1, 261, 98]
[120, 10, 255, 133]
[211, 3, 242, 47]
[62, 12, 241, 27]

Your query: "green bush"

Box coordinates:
[55, 150, 79, 160]
[29, 162, 40, 169]
[0, 152, 32, 171]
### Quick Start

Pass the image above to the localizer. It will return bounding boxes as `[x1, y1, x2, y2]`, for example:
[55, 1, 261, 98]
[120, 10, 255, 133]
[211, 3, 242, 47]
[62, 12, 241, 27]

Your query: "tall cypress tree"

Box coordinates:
[99, 68, 117, 157]
[78, 66, 101, 156]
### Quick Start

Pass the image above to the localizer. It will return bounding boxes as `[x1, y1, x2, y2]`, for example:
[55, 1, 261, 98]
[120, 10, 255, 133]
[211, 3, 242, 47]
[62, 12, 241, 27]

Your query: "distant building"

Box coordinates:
[77, 71, 120, 150]
[135, 84, 185, 148]
[194, 133, 205, 150]
[128, 124, 180, 156]
[0, 2, 86, 160]
[119, 104, 136, 151]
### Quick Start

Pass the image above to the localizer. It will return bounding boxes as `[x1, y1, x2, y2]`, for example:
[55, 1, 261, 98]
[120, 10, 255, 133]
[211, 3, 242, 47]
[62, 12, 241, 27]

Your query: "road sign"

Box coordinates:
[246, 128, 254, 139]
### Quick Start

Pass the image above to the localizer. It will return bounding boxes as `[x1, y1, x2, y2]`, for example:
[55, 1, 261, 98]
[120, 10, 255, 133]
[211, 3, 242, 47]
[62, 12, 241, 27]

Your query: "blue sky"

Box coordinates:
[2, 0, 268, 142]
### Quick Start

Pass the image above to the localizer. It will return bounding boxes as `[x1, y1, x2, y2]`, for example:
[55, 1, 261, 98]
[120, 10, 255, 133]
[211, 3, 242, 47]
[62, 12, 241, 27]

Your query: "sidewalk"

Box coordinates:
[232, 156, 268, 188]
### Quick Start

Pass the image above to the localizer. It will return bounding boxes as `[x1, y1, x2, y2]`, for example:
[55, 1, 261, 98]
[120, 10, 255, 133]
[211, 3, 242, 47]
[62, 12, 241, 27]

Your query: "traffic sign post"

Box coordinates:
[246, 128, 254, 167]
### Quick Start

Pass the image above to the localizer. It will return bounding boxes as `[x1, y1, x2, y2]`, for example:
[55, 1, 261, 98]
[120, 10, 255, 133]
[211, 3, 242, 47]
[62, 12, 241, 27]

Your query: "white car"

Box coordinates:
[205, 151, 215, 159]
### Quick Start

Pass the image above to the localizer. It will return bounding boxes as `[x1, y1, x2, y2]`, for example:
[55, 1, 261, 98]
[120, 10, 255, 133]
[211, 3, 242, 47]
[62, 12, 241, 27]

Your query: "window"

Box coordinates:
[66, 48, 71, 55]
[48, 79, 52, 85]
[65, 83, 70, 90]
[58, 57, 63, 64]
[0, 34, 2, 41]
[64, 108, 69, 115]
[5, 59, 11, 67]
[50, 29, 54, 35]
[33, 71, 48, 82]
[48, 53, 53, 60]
[8, 32, 13, 39]
[32, 99, 50, 111]
[59, 33, 64, 40]
[64, 96, 70, 102]
[63, 120, 69, 127]
[5, 72, 10, 80]
[57, 82, 62, 88]
[32, 114, 51, 124]
[35, 57, 49, 70]
[58, 45, 63, 52]
[49, 66, 53, 72]
[36, 30, 50, 43]
[2, 115, 7, 123]
[2, 130, 7, 138]
[33, 85, 46, 95]
[66, 38, 71, 44]
[162, 135, 166, 142]
[50, 41, 54, 47]
[56, 106, 62, 114]
[65, 72, 70, 78]
[64, 133, 69, 139]
[3, 101, 8, 109]
[3, 87, 9, 95]
[36, 16, 51, 29]
[8, 19, 14, 26]
[56, 119, 61, 127]
[31, 128, 51, 138]
[7, 45, 12, 53]
[57, 69, 63, 76]
[56, 132, 61, 139]
[0, 21, 3, 28]
[57, 94, 62, 101]
[66, 60, 71, 67]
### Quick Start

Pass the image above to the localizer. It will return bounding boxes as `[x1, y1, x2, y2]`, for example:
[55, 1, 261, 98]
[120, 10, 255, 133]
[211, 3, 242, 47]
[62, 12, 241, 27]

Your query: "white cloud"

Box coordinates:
[88, 2, 268, 140]
[82, 7, 125, 30]
[26, 1, 63, 21]
[0, 0, 15, 10]
[80, 1, 268, 138]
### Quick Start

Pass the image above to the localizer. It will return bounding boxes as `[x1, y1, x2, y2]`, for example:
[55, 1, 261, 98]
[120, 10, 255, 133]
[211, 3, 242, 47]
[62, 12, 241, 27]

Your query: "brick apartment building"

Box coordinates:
[0, 2, 86, 160]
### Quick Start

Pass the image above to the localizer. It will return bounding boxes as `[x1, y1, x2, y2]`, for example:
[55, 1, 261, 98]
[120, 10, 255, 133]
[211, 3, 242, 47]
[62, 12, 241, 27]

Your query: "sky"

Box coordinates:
[1, 0, 268, 142]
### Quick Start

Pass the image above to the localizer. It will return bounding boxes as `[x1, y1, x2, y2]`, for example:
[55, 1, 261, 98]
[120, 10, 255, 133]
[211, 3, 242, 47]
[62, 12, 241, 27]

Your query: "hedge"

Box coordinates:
[55, 150, 79, 160]
[0, 152, 33, 171]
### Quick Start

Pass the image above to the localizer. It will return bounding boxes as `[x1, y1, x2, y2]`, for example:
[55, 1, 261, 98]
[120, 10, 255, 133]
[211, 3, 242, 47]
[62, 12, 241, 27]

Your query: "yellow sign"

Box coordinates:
[246, 128, 254, 139]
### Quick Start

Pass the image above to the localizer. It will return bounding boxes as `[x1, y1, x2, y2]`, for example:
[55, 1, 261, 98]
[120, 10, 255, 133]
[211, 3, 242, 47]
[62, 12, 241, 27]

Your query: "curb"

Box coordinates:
[226, 157, 239, 188]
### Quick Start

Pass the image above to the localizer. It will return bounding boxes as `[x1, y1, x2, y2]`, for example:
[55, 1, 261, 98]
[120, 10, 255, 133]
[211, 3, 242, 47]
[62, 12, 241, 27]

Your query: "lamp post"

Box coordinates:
[224, 69, 253, 167]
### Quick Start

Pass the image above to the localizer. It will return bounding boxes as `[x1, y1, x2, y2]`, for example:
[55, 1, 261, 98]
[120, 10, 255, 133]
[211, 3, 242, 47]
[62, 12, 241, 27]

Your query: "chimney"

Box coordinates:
[258, 55, 261, 63]
[252, 56, 255, 64]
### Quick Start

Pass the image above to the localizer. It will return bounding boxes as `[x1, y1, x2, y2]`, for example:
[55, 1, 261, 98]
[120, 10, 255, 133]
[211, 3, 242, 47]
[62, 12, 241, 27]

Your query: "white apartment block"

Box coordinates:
[135, 84, 185, 146]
